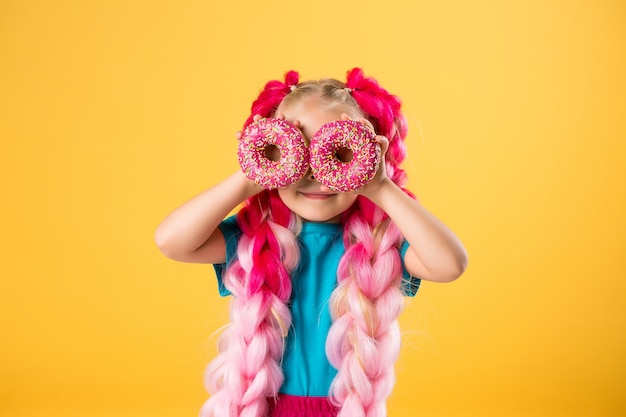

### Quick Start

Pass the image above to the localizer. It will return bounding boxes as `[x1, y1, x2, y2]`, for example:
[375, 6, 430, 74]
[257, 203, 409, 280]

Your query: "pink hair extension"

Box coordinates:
[326, 68, 414, 417]
[346, 68, 409, 190]
[243, 71, 300, 128]
[202, 73, 302, 417]
[202, 191, 299, 417]
[327, 206, 405, 417]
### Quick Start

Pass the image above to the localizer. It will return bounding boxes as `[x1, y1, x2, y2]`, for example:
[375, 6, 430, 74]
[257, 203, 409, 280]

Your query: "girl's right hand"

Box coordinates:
[236, 114, 269, 194]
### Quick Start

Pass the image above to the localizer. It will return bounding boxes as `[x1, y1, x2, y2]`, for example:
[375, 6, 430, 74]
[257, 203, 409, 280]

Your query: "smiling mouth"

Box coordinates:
[300, 192, 336, 200]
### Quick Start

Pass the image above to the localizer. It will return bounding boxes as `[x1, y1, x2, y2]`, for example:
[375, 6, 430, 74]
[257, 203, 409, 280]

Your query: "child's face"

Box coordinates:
[275, 96, 360, 223]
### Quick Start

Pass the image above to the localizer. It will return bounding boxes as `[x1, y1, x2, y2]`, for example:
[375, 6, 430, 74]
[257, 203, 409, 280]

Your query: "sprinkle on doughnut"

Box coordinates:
[237, 118, 309, 189]
[309, 120, 381, 192]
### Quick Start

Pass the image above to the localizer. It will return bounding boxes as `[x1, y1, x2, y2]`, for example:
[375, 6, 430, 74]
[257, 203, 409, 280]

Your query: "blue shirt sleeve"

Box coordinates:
[400, 239, 421, 297]
[212, 215, 240, 297]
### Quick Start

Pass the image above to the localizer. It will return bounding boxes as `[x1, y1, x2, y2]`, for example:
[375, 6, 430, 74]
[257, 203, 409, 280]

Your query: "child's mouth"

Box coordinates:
[300, 192, 335, 200]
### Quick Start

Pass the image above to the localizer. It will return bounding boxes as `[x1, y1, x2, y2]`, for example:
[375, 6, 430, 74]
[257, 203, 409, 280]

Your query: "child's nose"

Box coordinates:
[305, 169, 334, 192]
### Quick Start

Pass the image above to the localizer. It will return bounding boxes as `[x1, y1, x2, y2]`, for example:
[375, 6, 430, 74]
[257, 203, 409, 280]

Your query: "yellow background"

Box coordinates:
[1, 1, 624, 416]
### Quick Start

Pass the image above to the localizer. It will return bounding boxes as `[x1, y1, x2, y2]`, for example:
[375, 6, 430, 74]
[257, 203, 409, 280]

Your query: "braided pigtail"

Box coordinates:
[346, 67, 409, 189]
[326, 68, 413, 417]
[201, 73, 301, 417]
[243, 70, 299, 128]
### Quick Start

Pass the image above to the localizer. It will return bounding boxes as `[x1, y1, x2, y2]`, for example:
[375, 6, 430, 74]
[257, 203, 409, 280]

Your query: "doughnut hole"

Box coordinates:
[264, 144, 281, 162]
[334, 147, 354, 163]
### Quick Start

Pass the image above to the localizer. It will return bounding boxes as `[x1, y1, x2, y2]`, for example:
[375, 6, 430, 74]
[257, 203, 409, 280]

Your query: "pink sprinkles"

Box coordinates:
[237, 118, 309, 189]
[310, 120, 381, 192]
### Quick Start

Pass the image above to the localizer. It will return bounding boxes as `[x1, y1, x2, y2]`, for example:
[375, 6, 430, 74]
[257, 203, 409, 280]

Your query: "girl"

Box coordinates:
[155, 68, 467, 417]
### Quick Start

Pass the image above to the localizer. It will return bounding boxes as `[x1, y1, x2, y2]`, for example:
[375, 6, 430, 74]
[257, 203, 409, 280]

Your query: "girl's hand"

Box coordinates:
[235, 114, 269, 195]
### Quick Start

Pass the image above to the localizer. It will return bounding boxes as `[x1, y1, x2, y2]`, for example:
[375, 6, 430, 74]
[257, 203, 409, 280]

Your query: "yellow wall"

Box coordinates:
[1, 1, 624, 416]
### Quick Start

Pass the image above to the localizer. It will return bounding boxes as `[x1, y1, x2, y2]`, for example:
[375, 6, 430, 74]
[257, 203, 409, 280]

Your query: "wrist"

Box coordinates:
[360, 177, 395, 202]
[362, 178, 416, 217]
[231, 170, 265, 199]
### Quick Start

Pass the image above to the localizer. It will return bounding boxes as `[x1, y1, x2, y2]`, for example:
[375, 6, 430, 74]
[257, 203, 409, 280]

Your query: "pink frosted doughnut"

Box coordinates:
[237, 118, 309, 189]
[309, 120, 381, 192]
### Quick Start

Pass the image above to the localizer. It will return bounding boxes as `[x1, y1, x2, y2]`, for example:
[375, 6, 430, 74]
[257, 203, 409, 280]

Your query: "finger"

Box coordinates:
[375, 135, 390, 155]
[252, 114, 263, 122]
[361, 118, 376, 133]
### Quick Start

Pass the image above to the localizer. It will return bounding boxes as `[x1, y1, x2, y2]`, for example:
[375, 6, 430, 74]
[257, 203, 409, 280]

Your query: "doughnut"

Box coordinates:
[309, 120, 381, 192]
[237, 118, 309, 189]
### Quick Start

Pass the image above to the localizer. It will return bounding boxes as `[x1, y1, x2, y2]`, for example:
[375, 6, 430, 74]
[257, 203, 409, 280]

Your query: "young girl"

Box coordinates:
[155, 68, 467, 417]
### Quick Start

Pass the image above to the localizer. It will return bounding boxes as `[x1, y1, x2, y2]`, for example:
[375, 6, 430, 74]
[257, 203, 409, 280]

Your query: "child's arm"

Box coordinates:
[362, 179, 468, 283]
[359, 139, 468, 283]
[154, 171, 262, 264]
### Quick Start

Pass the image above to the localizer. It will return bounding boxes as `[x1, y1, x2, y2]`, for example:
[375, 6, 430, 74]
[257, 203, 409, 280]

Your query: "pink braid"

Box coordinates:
[327, 207, 404, 417]
[346, 68, 410, 189]
[326, 68, 414, 417]
[202, 73, 301, 417]
[244, 71, 299, 128]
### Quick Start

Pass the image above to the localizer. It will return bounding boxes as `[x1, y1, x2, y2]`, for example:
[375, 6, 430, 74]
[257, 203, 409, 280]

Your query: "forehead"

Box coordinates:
[278, 96, 360, 138]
